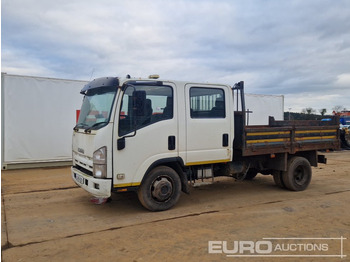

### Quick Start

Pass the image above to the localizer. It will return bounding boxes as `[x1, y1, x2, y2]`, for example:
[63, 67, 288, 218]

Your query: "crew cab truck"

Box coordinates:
[72, 76, 340, 211]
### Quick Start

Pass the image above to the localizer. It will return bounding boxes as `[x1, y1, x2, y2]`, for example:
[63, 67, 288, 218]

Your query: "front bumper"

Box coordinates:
[71, 167, 112, 198]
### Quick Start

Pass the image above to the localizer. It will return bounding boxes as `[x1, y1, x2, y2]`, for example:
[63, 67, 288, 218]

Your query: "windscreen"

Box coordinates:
[76, 86, 117, 130]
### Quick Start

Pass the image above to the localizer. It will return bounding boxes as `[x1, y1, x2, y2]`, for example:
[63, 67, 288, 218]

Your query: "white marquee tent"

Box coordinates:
[2, 73, 87, 169]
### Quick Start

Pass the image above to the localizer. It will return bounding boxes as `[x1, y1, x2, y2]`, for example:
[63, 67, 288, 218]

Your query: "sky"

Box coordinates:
[2, 0, 350, 113]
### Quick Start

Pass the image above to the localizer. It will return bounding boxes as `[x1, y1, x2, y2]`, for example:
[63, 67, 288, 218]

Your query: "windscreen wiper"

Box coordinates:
[84, 121, 109, 132]
[73, 123, 89, 131]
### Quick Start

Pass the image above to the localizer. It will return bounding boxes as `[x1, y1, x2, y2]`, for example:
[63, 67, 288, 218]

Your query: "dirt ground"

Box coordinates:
[1, 150, 350, 262]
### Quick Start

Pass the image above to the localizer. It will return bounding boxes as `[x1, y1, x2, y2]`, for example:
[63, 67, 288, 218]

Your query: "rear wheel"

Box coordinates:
[282, 157, 312, 191]
[272, 170, 285, 188]
[138, 166, 181, 211]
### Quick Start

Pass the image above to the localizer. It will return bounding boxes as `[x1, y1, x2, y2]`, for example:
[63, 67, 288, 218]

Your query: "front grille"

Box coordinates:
[74, 164, 93, 177]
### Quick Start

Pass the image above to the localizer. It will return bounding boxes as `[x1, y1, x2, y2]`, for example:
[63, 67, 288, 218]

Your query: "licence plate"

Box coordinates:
[75, 173, 85, 184]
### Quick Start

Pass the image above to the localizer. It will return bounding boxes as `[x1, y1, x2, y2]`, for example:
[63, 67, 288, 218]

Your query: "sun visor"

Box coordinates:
[80, 77, 119, 94]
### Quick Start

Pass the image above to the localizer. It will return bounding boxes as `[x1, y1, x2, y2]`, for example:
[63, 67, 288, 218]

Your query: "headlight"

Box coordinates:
[93, 147, 107, 178]
[93, 146, 107, 164]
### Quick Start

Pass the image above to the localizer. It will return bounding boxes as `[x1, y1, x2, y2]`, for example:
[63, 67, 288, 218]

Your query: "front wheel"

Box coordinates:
[282, 157, 312, 191]
[138, 166, 181, 211]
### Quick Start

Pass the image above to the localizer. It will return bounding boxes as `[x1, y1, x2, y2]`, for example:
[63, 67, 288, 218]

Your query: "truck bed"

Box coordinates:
[236, 116, 340, 156]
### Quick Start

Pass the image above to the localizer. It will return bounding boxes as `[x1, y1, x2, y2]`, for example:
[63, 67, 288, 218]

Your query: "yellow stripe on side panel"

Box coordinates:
[295, 136, 337, 141]
[246, 138, 290, 144]
[246, 131, 290, 136]
[295, 130, 337, 134]
[114, 182, 141, 188]
[185, 159, 230, 166]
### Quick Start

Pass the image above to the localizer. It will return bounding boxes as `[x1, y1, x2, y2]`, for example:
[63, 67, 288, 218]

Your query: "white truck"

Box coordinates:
[71, 76, 339, 211]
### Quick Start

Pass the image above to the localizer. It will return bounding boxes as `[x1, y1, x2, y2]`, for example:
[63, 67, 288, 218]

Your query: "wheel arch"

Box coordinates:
[291, 151, 317, 167]
[142, 157, 189, 194]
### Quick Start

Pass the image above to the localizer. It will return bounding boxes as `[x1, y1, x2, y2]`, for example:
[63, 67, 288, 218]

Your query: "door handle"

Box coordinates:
[223, 134, 229, 147]
[168, 136, 176, 150]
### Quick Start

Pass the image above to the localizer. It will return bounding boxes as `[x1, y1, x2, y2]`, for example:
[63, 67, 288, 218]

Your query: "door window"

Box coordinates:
[119, 85, 173, 136]
[190, 87, 225, 118]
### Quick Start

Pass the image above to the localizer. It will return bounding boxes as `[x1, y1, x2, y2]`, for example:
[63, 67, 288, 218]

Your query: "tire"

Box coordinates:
[272, 170, 286, 188]
[244, 169, 258, 180]
[138, 166, 181, 211]
[282, 157, 312, 191]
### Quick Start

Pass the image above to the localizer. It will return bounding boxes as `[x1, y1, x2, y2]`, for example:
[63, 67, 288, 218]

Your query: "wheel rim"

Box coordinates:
[151, 176, 173, 202]
[293, 166, 308, 186]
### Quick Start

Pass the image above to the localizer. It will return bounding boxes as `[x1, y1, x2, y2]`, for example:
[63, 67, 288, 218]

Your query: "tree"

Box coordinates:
[302, 107, 316, 114]
[319, 108, 327, 116]
[332, 105, 344, 113]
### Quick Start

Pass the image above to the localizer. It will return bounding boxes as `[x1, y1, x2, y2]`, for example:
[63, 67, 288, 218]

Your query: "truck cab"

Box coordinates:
[72, 76, 235, 210]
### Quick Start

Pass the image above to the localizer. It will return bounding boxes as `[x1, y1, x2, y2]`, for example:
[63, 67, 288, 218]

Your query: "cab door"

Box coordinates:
[185, 84, 232, 165]
[113, 82, 178, 189]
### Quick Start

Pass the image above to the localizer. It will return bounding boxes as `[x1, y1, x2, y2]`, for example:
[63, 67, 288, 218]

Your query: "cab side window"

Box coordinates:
[190, 87, 225, 118]
[119, 85, 173, 136]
